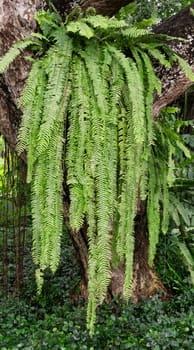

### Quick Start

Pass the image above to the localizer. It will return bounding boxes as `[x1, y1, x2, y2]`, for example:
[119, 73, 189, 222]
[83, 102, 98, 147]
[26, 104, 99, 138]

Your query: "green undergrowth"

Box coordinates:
[155, 230, 194, 291]
[0, 228, 194, 349]
[0, 288, 193, 349]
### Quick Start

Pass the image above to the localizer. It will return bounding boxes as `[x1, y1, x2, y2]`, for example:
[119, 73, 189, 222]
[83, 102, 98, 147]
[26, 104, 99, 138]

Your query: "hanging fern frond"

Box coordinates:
[81, 44, 113, 304]
[45, 130, 64, 272]
[1, 8, 194, 335]
[147, 156, 161, 266]
[161, 166, 170, 235]
[174, 53, 194, 81]
[31, 151, 48, 270]
[17, 60, 44, 156]
[66, 55, 88, 230]
[17, 59, 48, 182]
[122, 145, 137, 298]
[167, 142, 176, 187]
[0, 38, 41, 73]
[37, 40, 73, 156]
[139, 42, 172, 68]
[32, 84, 70, 288]
[138, 50, 159, 145]
[108, 45, 146, 146]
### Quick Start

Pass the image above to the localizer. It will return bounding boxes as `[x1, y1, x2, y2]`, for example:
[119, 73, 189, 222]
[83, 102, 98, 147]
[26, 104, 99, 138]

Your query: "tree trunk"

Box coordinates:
[1, 0, 194, 300]
[133, 201, 165, 301]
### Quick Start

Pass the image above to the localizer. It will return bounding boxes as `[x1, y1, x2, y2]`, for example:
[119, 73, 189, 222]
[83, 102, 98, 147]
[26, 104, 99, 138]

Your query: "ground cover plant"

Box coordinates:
[0, 239, 193, 350]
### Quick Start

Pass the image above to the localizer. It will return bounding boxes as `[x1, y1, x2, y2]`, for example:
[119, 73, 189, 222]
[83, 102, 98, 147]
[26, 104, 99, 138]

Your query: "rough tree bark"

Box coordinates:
[1, 0, 194, 300]
[53, 0, 134, 16]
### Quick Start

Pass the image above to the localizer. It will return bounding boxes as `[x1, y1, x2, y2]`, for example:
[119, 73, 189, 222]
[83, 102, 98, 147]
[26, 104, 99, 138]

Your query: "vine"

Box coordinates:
[0, 8, 193, 334]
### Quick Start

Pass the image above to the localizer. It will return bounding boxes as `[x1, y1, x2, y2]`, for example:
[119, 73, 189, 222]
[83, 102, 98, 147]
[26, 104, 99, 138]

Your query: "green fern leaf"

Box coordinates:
[178, 241, 194, 284]
[0, 39, 40, 73]
[175, 54, 194, 81]
[85, 15, 128, 30]
[67, 20, 94, 39]
[37, 40, 72, 156]
[17, 60, 45, 160]
[147, 156, 161, 266]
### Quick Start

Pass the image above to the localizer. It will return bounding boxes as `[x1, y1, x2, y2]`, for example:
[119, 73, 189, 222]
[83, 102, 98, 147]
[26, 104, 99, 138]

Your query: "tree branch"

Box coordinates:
[153, 3, 194, 118]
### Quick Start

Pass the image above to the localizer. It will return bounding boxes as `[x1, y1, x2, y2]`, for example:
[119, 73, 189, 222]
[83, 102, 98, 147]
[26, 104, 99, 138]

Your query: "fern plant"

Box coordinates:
[0, 8, 194, 334]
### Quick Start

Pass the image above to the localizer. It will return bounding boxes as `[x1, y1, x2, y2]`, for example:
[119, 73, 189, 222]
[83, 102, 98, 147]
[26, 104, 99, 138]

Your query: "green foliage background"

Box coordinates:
[0, 231, 193, 349]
